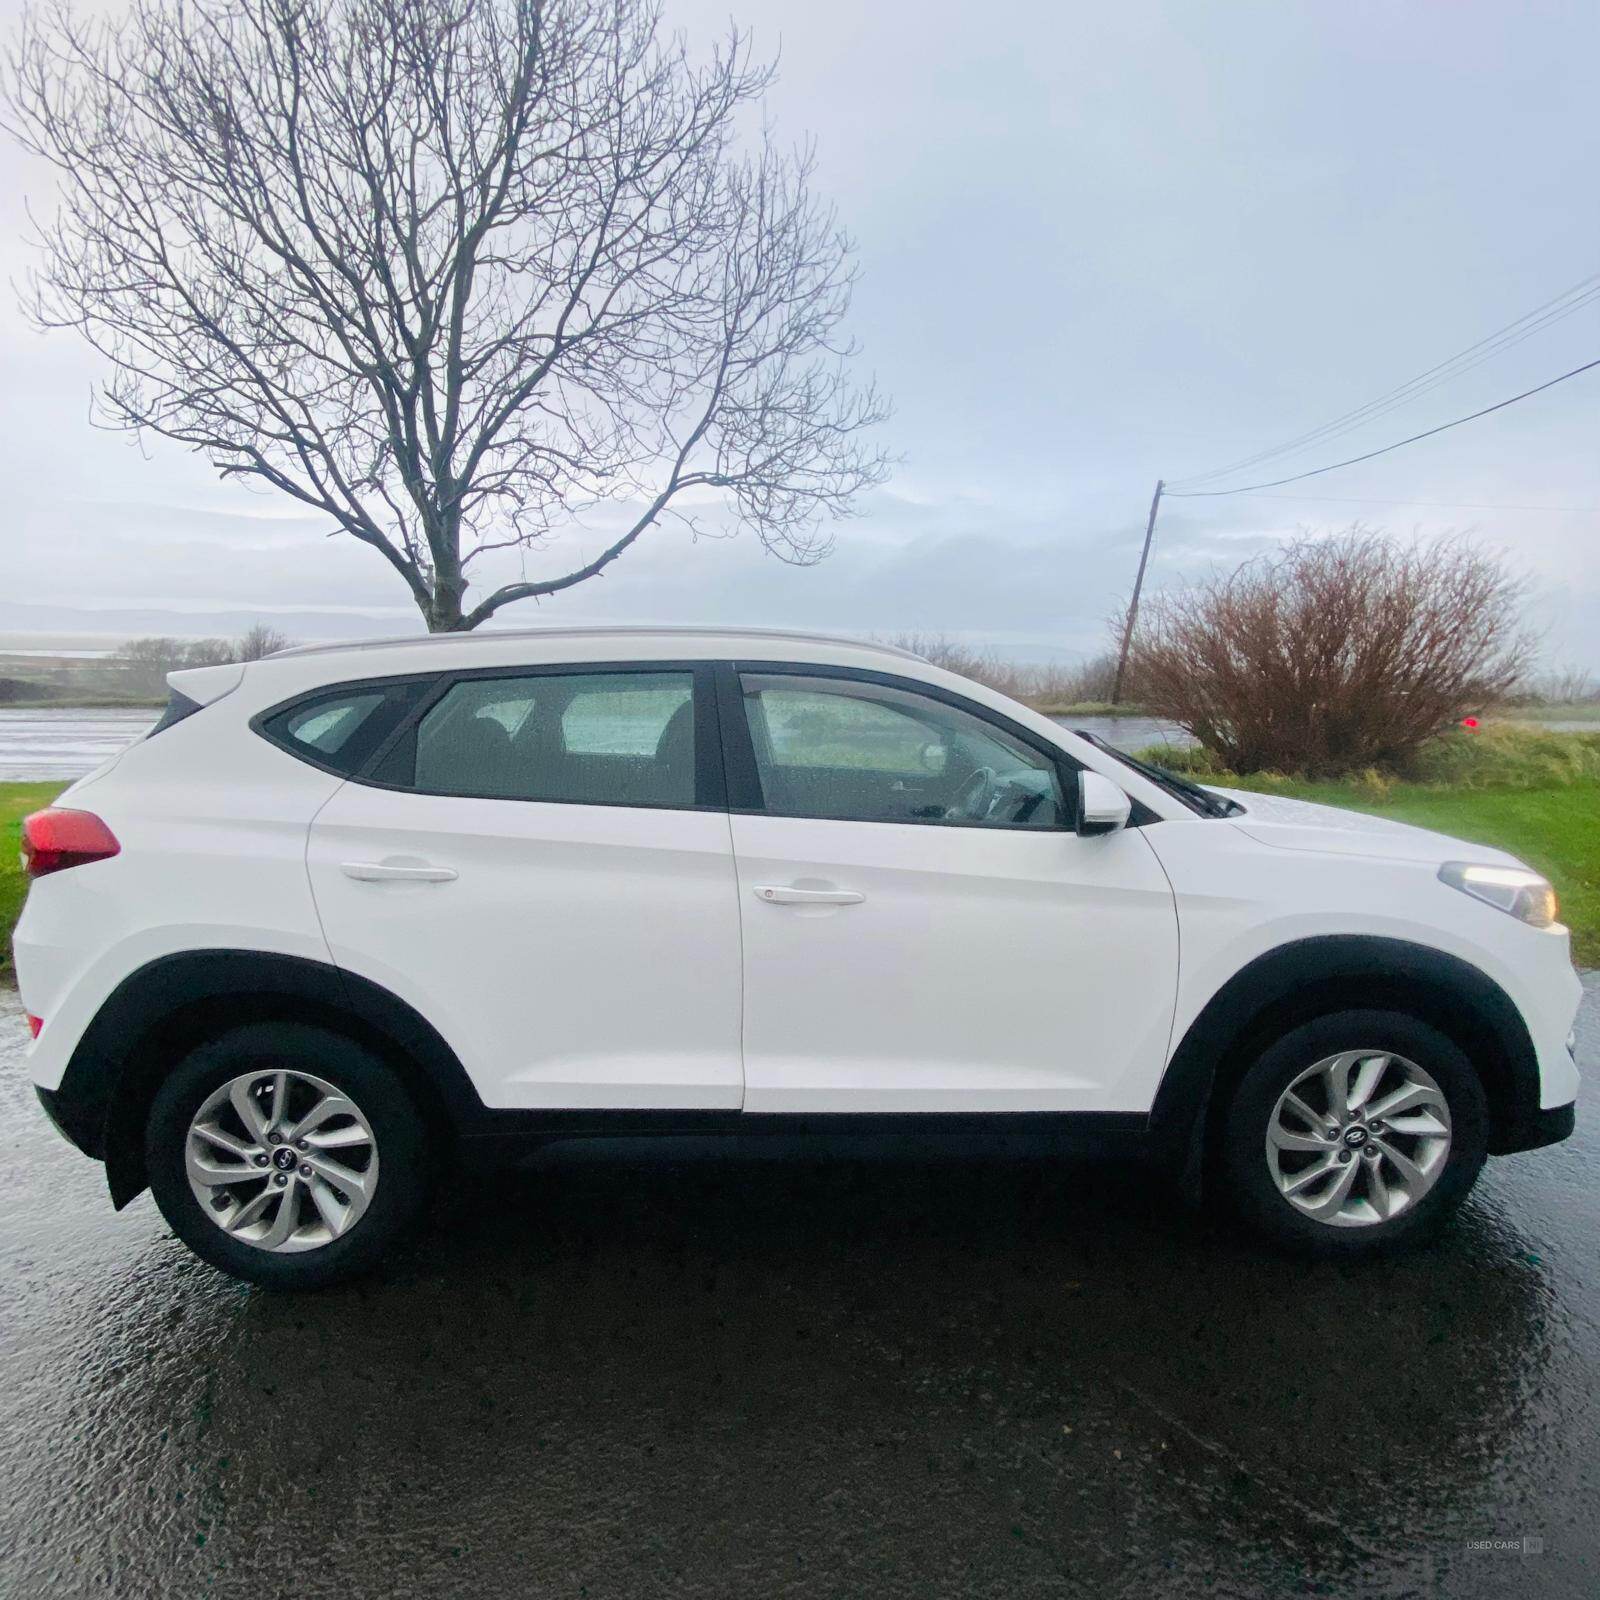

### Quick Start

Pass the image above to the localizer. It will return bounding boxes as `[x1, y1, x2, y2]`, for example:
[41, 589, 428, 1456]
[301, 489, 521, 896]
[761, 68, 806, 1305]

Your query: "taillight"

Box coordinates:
[25, 1014, 43, 1039]
[20, 809, 121, 878]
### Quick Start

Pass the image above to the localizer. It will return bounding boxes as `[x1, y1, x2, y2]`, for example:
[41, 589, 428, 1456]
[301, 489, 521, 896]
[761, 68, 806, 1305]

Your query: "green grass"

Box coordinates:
[0, 696, 164, 711]
[2, 783, 66, 978]
[1505, 702, 1600, 723]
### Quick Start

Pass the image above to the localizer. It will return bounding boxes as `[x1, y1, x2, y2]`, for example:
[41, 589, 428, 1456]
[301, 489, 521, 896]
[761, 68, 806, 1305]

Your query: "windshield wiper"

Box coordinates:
[1072, 730, 1243, 819]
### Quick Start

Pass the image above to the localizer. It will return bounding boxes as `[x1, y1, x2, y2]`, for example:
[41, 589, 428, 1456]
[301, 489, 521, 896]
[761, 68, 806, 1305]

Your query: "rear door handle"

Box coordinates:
[341, 861, 458, 883]
[752, 885, 865, 906]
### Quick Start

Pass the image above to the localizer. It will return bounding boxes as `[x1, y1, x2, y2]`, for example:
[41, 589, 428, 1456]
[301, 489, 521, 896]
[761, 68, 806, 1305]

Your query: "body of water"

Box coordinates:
[0, 707, 157, 783]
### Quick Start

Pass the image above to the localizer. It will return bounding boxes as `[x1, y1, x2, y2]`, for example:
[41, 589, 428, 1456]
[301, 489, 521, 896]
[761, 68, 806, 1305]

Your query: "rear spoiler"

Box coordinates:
[165, 662, 246, 706]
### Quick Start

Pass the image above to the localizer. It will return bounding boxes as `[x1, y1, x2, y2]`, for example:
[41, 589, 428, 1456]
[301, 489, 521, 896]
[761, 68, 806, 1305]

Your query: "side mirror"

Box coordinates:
[1077, 770, 1131, 836]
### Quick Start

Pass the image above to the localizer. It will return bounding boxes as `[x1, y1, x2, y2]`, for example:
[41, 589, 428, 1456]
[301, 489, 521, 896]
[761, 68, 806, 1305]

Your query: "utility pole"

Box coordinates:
[1110, 478, 1163, 706]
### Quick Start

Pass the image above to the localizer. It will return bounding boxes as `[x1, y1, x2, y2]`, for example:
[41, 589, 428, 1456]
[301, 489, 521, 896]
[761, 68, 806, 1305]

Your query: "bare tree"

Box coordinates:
[881, 632, 1010, 685]
[1512, 664, 1599, 707]
[880, 633, 1122, 708]
[236, 621, 295, 659]
[5, 0, 889, 630]
[1126, 529, 1531, 776]
[111, 634, 235, 694]
[109, 624, 294, 693]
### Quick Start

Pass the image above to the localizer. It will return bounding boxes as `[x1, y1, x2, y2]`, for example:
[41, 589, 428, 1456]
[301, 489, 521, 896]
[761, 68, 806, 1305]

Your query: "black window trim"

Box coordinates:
[250, 675, 438, 780]
[147, 687, 204, 739]
[717, 659, 1092, 833]
[339, 659, 727, 812]
[253, 657, 1154, 829]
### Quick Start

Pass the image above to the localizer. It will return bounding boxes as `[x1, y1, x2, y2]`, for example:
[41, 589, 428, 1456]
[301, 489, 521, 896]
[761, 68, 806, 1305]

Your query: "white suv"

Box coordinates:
[14, 627, 1581, 1288]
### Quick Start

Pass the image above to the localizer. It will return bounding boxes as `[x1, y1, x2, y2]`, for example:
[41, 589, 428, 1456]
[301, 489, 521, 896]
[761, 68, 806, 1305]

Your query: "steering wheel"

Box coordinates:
[947, 765, 997, 822]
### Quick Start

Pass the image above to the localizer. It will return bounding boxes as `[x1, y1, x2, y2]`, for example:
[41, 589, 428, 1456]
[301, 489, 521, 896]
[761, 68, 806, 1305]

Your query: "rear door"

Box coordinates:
[304, 663, 744, 1110]
[721, 664, 1180, 1114]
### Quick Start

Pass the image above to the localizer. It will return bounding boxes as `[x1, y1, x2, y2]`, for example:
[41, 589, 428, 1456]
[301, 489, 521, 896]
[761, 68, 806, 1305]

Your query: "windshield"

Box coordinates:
[1072, 731, 1244, 820]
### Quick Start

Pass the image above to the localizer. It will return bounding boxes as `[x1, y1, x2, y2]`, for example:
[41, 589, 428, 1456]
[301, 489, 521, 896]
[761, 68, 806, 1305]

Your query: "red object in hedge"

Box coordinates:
[1460, 717, 1480, 729]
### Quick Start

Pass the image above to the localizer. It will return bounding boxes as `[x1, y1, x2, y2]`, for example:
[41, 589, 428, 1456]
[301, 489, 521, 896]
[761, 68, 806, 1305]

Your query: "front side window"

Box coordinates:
[410, 670, 696, 807]
[739, 672, 1066, 828]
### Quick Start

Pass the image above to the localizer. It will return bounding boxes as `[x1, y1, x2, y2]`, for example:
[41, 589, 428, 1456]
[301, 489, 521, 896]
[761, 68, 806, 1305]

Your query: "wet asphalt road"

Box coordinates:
[1, 981, 1596, 1599]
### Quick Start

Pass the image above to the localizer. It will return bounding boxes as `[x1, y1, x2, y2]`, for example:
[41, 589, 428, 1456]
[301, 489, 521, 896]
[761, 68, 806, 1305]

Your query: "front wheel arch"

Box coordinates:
[1148, 936, 1541, 1198]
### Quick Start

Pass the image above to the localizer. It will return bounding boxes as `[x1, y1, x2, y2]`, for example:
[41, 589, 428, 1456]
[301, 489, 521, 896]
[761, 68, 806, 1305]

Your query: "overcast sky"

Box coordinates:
[2, 0, 1597, 665]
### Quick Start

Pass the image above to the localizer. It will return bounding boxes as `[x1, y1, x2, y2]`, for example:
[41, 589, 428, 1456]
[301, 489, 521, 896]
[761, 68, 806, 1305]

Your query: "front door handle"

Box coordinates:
[752, 884, 865, 906]
[341, 861, 458, 883]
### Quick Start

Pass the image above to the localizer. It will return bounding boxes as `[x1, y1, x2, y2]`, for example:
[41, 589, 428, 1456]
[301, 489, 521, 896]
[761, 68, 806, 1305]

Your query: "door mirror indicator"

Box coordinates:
[1077, 771, 1131, 836]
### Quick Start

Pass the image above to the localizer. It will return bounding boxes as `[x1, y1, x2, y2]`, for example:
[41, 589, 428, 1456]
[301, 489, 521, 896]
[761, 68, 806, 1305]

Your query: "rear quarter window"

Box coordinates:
[257, 680, 430, 776]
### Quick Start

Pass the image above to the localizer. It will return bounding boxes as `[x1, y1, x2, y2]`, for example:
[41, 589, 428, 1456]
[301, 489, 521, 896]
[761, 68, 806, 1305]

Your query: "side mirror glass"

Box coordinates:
[1077, 770, 1131, 836]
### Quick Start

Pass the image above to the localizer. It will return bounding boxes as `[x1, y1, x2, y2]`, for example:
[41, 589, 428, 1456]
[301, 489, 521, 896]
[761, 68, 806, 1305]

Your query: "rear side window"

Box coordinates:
[406, 669, 697, 807]
[258, 680, 427, 776]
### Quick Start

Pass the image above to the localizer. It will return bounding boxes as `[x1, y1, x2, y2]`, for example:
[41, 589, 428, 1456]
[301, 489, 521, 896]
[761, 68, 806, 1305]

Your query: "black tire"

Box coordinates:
[146, 1021, 432, 1289]
[1220, 1009, 1488, 1258]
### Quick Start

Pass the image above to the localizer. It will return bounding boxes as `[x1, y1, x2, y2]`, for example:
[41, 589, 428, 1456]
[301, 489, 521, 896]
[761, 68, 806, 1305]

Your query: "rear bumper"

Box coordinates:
[1491, 1098, 1576, 1156]
[35, 1082, 105, 1161]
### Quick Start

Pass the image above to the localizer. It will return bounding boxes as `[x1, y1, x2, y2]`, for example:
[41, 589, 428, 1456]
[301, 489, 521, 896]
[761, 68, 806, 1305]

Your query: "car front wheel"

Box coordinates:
[1221, 1009, 1489, 1256]
[146, 1021, 432, 1289]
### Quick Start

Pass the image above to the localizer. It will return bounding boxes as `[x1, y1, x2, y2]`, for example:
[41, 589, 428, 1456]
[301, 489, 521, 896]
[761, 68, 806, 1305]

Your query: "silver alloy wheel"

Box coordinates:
[184, 1068, 379, 1253]
[1266, 1049, 1452, 1228]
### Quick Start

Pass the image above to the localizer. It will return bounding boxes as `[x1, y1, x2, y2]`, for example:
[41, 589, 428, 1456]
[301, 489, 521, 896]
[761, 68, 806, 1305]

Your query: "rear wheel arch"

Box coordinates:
[1148, 935, 1540, 1192]
[61, 951, 485, 1209]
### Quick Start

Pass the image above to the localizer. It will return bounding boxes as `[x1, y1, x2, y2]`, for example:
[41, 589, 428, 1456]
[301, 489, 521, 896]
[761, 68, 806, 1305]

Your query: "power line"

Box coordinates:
[1234, 491, 1597, 513]
[1165, 355, 1600, 498]
[1169, 271, 1600, 488]
[1168, 270, 1600, 490]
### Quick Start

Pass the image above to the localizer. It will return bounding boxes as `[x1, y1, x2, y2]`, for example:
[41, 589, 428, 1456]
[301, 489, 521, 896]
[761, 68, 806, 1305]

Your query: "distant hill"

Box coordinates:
[0, 599, 404, 648]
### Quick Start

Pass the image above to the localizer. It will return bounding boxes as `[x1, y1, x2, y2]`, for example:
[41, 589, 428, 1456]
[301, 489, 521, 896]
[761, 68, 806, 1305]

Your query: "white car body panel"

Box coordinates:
[305, 784, 744, 1109]
[1143, 810, 1583, 1110]
[729, 812, 1178, 1112]
[18, 700, 345, 1093]
[1208, 786, 1525, 864]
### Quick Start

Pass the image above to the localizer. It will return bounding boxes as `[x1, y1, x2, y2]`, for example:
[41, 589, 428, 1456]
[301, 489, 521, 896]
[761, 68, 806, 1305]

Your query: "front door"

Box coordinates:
[306, 664, 744, 1110]
[722, 666, 1179, 1114]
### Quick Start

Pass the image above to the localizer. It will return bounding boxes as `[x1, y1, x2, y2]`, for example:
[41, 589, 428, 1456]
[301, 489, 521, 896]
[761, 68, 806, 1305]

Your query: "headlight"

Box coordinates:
[1439, 861, 1559, 928]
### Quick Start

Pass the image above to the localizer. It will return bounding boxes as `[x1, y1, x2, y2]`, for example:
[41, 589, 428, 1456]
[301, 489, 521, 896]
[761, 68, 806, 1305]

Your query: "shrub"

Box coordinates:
[1126, 530, 1530, 776]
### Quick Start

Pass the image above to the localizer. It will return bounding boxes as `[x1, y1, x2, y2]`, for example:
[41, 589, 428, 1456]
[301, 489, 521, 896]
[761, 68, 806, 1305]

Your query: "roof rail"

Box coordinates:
[270, 623, 928, 663]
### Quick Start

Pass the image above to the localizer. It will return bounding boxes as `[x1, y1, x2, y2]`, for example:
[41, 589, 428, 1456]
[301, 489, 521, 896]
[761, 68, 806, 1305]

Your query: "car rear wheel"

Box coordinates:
[1221, 1009, 1488, 1256]
[146, 1022, 432, 1289]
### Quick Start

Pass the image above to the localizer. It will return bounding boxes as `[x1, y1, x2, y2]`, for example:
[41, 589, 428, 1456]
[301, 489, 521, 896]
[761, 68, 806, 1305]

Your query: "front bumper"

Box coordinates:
[1491, 1098, 1576, 1156]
